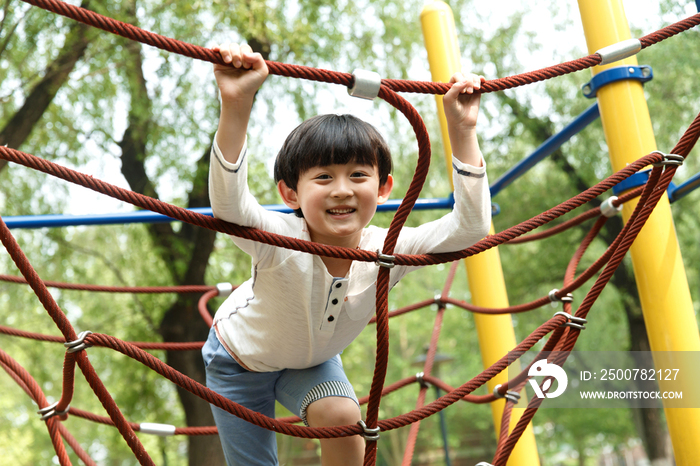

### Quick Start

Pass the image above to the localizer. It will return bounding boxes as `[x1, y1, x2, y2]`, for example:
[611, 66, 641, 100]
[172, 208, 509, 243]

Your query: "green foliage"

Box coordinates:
[2, 0, 700, 464]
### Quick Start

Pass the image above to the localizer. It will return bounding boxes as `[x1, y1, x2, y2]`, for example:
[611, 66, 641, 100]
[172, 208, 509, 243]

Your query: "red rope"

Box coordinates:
[402, 306, 448, 465]
[0, 148, 688, 458]
[0, 348, 72, 464]
[197, 288, 218, 327]
[0, 325, 205, 351]
[16, 0, 700, 98]
[1, 87, 698, 466]
[401, 261, 459, 464]
[0, 273, 215, 293]
[0, 147, 661, 268]
[504, 188, 638, 244]
[0, 216, 155, 464]
[490, 155, 682, 465]
[3, 1, 700, 464]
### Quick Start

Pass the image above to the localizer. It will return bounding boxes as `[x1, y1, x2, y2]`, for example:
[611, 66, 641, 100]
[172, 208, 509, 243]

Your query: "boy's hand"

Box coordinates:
[213, 42, 269, 102]
[212, 43, 268, 164]
[443, 72, 485, 131]
[443, 72, 485, 167]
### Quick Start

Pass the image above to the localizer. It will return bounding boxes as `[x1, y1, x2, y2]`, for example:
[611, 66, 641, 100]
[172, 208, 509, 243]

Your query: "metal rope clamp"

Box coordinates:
[216, 282, 234, 298]
[548, 289, 573, 308]
[553, 311, 587, 330]
[434, 294, 446, 310]
[651, 151, 684, 167]
[64, 330, 93, 353]
[357, 419, 381, 441]
[415, 371, 430, 388]
[348, 69, 382, 100]
[139, 422, 177, 436]
[37, 401, 70, 421]
[595, 38, 642, 66]
[600, 196, 623, 218]
[493, 384, 521, 404]
[376, 251, 396, 269]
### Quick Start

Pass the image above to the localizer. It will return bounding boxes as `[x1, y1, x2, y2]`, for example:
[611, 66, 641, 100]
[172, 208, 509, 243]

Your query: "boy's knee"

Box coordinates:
[306, 396, 361, 427]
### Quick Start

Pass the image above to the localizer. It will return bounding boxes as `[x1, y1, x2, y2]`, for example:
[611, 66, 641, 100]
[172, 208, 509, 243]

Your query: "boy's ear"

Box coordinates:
[277, 180, 300, 210]
[376, 174, 394, 205]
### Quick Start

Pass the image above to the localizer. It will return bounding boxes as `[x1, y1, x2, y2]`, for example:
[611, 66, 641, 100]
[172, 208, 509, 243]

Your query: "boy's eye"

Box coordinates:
[351, 172, 368, 178]
[314, 174, 331, 180]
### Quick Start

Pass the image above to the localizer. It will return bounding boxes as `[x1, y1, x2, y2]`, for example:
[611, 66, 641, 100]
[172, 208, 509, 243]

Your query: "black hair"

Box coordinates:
[274, 114, 393, 197]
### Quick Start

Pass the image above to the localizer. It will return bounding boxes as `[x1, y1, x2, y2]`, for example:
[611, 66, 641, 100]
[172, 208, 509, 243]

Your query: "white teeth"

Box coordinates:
[328, 208, 354, 214]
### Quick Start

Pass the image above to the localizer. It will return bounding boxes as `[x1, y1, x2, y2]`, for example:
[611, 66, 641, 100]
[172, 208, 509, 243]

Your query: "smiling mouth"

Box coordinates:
[327, 208, 356, 215]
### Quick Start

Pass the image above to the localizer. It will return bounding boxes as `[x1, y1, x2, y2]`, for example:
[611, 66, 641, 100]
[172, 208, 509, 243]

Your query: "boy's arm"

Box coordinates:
[388, 72, 490, 260]
[443, 72, 485, 167]
[213, 42, 269, 164]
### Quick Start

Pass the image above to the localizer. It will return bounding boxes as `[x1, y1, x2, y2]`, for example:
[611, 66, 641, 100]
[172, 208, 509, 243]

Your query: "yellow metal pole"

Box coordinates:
[420, 3, 540, 465]
[577, 1, 700, 464]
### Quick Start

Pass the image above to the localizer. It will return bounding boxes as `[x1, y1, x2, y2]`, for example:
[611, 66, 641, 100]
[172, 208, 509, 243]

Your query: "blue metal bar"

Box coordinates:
[3, 196, 456, 230]
[4, 207, 215, 230]
[4, 103, 603, 230]
[607, 168, 700, 203]
[612, 169, 650, 196]
[669, 172, 700, 203]
[489, 103, 601, 197]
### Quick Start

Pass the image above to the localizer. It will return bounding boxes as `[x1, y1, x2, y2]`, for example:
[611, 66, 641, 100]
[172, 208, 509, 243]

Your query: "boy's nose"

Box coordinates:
[330, 179, 353, 198]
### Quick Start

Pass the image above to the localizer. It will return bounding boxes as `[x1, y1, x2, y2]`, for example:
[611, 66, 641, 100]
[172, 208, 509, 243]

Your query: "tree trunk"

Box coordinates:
[116, 1, 275, 461]
[160, 293, 223, 465]
[0, 0, 93, 171]
[576, 437, 586, 466]
[117, 4, 224, 462]
[628, 312, 671, 465]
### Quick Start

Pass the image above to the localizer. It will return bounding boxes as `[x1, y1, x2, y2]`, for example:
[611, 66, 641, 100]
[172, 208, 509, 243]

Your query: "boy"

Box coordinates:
[203, 42, 491, 465]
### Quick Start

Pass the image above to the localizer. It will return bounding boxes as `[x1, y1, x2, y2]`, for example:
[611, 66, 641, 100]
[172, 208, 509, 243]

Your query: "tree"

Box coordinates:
[0, 1, 94, 171]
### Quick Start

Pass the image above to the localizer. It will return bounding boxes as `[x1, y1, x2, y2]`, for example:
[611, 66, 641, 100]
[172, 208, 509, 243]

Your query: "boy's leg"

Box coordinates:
[306, 396, 365, 465]
[276, 354, 364, 466]
[203, 328, 280, 466]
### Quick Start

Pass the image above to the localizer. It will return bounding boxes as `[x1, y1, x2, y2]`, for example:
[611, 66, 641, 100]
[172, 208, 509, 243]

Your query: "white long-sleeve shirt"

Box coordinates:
[209, 138, 491, 372]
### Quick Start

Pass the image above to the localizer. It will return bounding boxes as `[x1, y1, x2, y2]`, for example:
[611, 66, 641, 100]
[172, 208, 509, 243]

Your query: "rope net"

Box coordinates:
[2, 1, 700, 464]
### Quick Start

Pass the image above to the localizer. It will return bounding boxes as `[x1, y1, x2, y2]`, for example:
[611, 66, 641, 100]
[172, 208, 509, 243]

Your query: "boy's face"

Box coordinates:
[278, 163, 393, 248]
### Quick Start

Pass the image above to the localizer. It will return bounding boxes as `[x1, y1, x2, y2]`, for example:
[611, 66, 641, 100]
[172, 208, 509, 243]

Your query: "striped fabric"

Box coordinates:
[300, 381, 359, 426]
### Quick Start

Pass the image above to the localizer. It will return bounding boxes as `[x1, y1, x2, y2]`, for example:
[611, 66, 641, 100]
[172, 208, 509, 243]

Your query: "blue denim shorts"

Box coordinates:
[202, 327, 359, 465]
